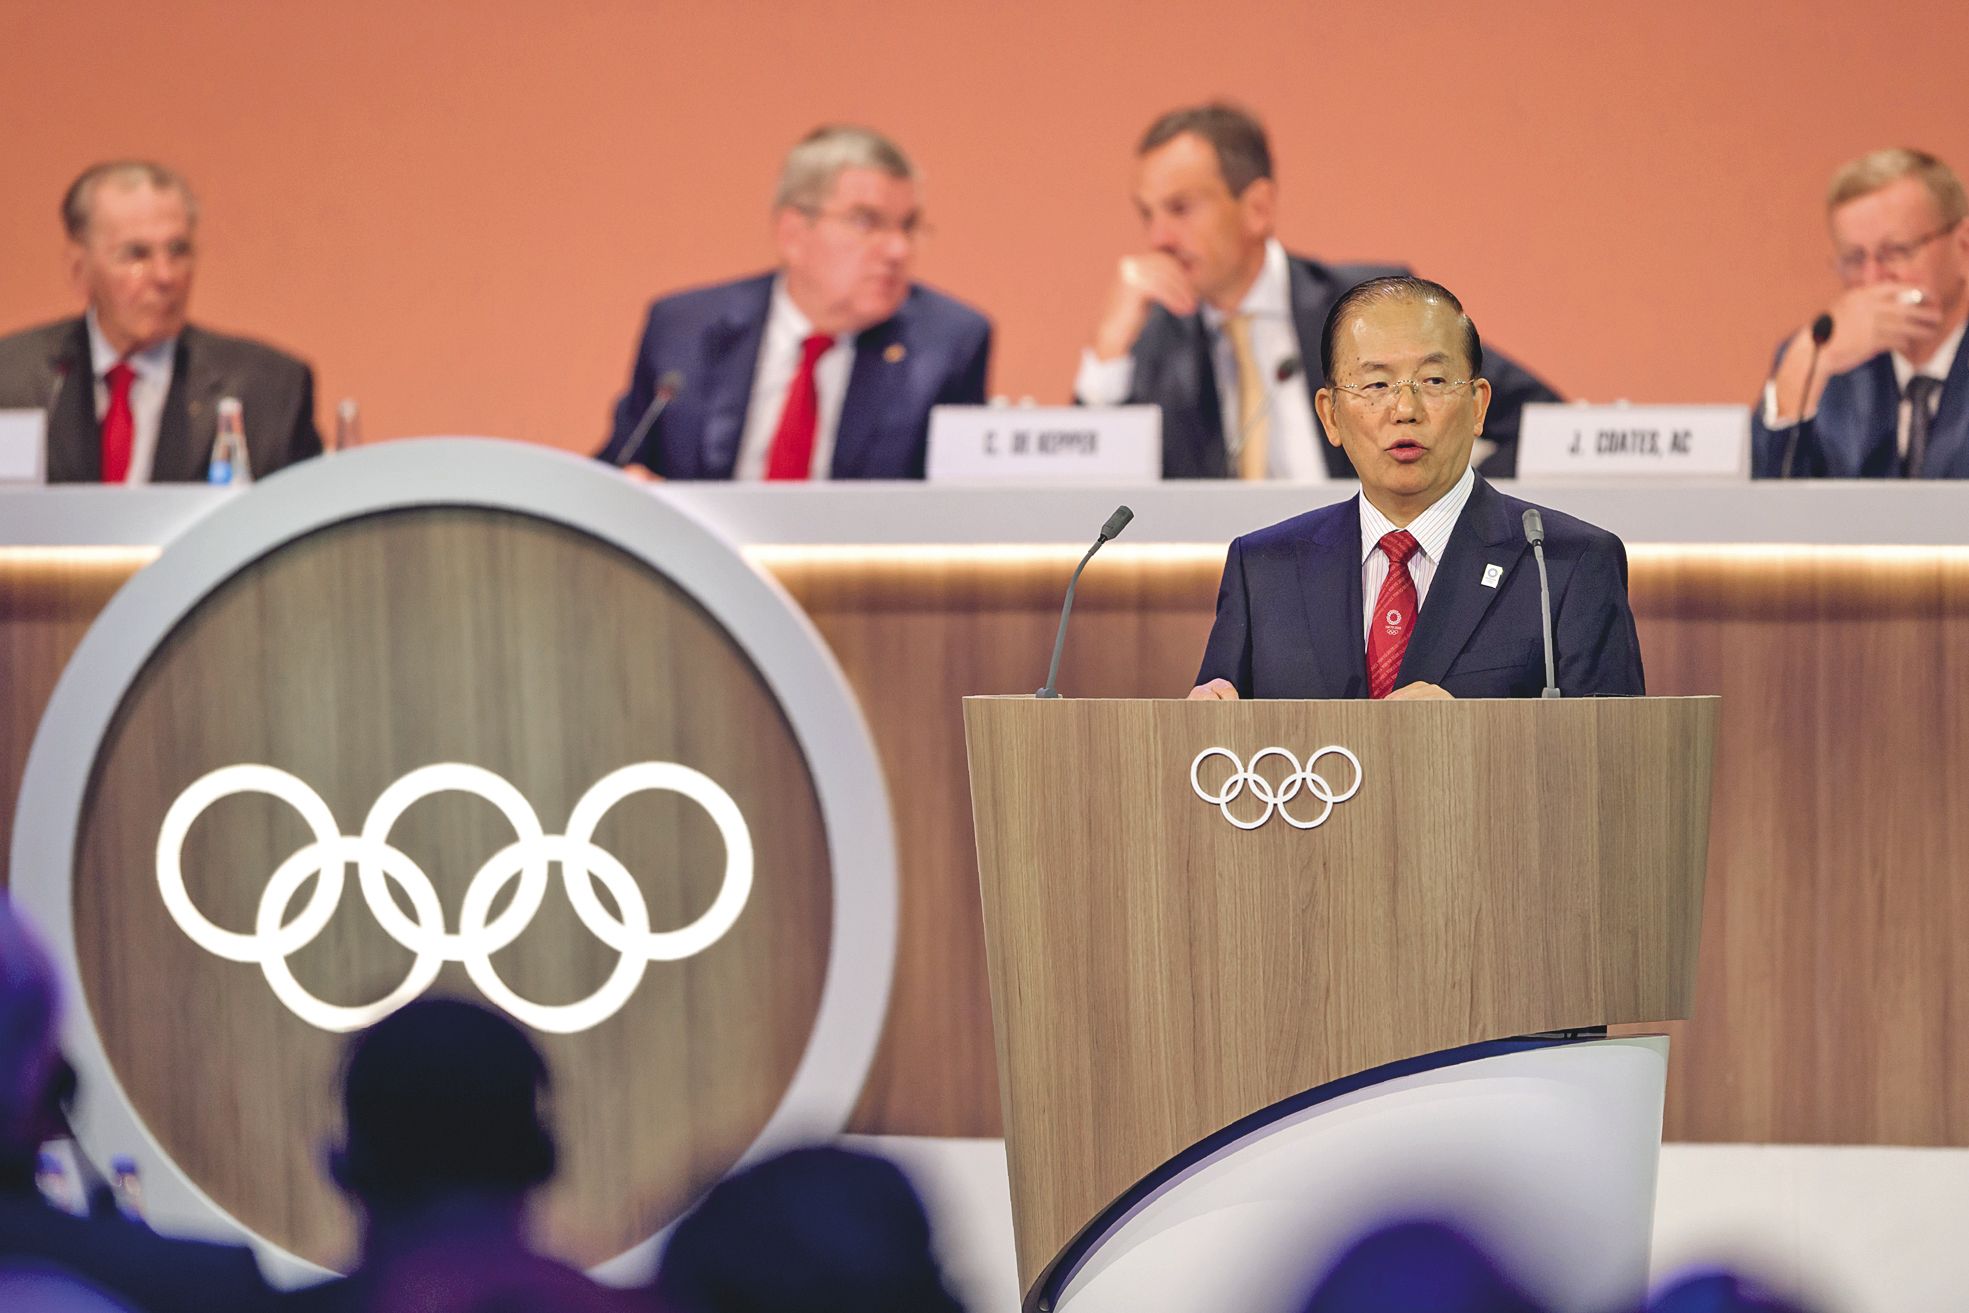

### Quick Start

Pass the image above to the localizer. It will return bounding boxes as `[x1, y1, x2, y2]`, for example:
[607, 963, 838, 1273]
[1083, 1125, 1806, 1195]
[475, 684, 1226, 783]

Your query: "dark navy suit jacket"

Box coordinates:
[1196, 474, 1645, 698]
[1750, 335, 1969, 478]
[1106, 253, 1562, 479]
[602, 273, 991, 479]
[0, 318, 321, 483]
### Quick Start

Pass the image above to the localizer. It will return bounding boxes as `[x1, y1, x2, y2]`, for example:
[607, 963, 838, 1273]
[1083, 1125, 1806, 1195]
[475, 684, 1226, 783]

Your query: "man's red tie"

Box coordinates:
[1367, 530, 1421, 699]
[100, 360, 136, 484]
[764, 333, 836, 481]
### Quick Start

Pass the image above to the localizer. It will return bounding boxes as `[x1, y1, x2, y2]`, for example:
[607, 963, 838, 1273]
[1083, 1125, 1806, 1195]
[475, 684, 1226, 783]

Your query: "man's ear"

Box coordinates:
[1238, 177, 1277, 237]
[1314, 387, 1342, 447]
[326, 1142, 355, 1196]
[1471, 377, 1492, 437]
[64, 242, 89, 300]
[771, 207, 806, 268]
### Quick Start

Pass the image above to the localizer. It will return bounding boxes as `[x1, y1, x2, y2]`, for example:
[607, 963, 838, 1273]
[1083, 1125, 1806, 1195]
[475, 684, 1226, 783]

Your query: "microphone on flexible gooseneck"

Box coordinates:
[1036, 505, 1134, 698]
[1778, 314, 1835, 479]
[612, 371, 685, 470]
[1522, 508, 1560, 699]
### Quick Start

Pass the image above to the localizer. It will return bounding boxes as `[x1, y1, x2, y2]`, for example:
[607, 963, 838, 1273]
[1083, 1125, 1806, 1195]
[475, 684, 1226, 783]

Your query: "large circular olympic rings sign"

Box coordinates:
[7, 439, 897, 1285]
[158, 761, 754, 1035]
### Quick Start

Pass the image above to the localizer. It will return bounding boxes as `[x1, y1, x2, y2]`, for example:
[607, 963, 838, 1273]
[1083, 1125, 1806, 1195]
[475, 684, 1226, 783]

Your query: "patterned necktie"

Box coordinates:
[1224, 313, 1268, 480]
[1367, 530, 1422, 699]
[764, 333, 837, 481]
[1904, 375, 1943, 479]
[100, 359, 136, 484]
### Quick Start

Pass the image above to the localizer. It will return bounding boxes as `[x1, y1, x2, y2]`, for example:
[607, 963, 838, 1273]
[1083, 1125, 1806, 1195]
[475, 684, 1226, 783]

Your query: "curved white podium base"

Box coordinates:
[1049, 1035, 1668, 1313]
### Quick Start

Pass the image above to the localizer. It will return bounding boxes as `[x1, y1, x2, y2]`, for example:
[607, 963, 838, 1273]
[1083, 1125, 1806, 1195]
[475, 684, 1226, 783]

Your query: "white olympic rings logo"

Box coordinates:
[1189, 745, 1364, 830]
[156, 762, 753, 1035]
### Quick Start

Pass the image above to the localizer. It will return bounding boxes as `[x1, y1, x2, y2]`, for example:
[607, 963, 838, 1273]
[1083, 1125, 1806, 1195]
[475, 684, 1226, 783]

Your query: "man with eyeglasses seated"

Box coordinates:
[1755, 148, 1969, 478]
[1075, 102, 1559, 480]
[1189, 277, 1644, 701]
[600, 125, 991, 480]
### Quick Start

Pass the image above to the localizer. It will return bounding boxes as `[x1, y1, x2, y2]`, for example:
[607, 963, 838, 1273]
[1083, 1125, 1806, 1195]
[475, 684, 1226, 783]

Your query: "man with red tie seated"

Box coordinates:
[0, 161, 322, 484]
[1190, 277, 1644, 702]
[601, 125, 992, 481]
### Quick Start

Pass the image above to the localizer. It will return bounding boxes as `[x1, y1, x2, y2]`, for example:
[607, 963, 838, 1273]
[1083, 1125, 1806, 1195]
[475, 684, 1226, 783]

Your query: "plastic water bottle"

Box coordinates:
[207, 396, 252, 485]
[111, 1155, 145, 1221]
[36, 1143, 84, 1216]
[334, 397, 362, 452]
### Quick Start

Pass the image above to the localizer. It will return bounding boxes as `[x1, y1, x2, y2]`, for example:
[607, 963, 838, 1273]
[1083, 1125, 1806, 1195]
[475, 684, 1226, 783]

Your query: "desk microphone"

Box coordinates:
[1227, 356, 1301, 472]
[1778, 314, 1835, 479]
[612, 371, 685, 469]
[1036, 505, 1133, 698]
[1522, 508, 1560, 699]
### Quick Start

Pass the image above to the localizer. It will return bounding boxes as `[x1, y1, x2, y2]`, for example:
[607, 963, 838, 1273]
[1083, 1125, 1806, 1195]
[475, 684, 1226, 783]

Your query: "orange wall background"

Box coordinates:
[4, 1, 1967, 452]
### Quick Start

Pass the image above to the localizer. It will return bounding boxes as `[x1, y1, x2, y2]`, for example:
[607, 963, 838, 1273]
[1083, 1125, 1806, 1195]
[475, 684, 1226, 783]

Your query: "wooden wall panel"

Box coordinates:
[8, 543, 1969, 1150]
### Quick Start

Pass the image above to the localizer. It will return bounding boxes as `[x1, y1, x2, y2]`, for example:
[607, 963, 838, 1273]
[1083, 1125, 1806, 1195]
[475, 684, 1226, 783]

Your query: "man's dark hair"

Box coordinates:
[1319, 276, 1485, 382]
[332, 998, 555, 1208]
[1138, 102, 1273, 196]
[655, 1146, 967, 1313]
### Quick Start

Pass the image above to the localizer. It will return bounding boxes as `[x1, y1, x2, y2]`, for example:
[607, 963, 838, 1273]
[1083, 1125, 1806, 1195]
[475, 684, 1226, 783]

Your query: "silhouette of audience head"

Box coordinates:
[1647, 1270, 1818, 1313]
[1298, 1219, 1547, 1313]
[329, 998, 556, 1212]
[653, 1145, 965, 1313]
[0, 898, 67, 1169]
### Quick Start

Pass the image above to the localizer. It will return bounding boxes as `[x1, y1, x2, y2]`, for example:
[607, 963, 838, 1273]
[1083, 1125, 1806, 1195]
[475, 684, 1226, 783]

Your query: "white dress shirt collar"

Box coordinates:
[1202, 238, 1291, 331]
[1358, 466, 1477, 565]
[1892, 320, 1965, 389]
[86, 307, 176, 379]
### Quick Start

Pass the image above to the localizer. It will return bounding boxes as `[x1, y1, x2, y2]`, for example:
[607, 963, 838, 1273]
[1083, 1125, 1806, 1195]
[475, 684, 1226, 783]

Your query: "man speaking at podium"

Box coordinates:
[1189, 277, 1644, 701]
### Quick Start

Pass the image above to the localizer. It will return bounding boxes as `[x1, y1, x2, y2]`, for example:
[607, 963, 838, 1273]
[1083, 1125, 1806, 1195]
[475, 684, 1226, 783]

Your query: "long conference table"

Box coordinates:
[4, 476, 1967, 1152]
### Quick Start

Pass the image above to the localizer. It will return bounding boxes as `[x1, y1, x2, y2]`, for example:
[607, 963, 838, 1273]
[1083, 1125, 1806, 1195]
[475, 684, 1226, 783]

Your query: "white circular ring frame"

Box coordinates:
[7, 437, 899, 1287]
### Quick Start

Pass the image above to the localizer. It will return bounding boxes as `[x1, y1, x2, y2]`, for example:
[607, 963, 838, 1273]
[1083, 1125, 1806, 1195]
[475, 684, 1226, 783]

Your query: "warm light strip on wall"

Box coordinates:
[0, 547, 159, 569]
[1628, 543, 1969, 567]
[744, 543, 1228, 570]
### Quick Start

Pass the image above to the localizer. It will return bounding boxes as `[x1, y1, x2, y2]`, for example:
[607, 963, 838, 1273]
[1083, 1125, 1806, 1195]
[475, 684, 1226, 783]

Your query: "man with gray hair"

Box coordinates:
[1754, 147, 1969, 477]
[0, 160, 322, 483]
[601, 125, 991, 479]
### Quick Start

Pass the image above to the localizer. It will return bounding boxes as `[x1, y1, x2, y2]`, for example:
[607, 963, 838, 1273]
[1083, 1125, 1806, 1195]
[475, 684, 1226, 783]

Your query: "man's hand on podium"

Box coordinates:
[1185, 679, 1455, 700]
[1386, 682, 1453, 700]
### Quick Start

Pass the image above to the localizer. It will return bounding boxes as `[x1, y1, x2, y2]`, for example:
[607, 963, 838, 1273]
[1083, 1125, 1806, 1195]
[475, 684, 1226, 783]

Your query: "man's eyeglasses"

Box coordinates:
[1331, 377, 1474, 408]
[1832, 222, 1959, 278]
[801, 206, 932, 243]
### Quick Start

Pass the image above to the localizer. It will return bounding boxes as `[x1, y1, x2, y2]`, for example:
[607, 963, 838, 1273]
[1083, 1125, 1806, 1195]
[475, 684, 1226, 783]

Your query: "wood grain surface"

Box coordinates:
[48, 512, 832, 1268]
[6, 541, 1969, 1175]
[964, 694, 1715, 1290]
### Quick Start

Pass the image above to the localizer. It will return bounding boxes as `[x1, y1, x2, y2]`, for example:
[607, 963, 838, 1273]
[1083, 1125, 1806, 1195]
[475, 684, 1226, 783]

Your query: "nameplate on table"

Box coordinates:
[927, 405, 1161, 483]
[0, 410, 46, 483]
[1517, 403, 1749, 479]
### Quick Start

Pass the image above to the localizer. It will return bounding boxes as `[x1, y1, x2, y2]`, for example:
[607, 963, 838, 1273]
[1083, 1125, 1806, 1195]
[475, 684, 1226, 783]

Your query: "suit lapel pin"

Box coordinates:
[1481, 563, 1504, 589]
[883, 342, 907, 364]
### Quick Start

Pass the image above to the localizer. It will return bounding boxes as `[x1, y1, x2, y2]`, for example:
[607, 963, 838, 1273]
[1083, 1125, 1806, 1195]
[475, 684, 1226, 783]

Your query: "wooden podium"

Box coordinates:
[964, 695, 1717, 1307]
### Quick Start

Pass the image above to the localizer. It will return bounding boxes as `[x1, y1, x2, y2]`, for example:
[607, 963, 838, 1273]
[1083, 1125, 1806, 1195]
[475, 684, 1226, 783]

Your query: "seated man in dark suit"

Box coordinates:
[1752, 148, 1969, 478]
[602, 125, 991, 480]
[0, 898, 276, 1313]
[1076, 103, 1559, 480]
[1190, 277, 1644, 701]
[0, 161, 322, 484]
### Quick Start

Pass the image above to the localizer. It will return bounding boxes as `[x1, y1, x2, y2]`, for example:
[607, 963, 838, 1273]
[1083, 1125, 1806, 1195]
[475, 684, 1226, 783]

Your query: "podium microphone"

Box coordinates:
[612, 371, 685, 469]
[1522, 508, 1560, 699]
[1036, 505, 1133, 698]
[1778, 314, 1835, 479]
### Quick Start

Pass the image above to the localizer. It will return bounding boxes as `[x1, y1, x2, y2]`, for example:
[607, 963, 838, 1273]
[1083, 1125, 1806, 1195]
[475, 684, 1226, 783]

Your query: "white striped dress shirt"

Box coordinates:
[1357, 467, 1476, 643]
